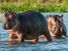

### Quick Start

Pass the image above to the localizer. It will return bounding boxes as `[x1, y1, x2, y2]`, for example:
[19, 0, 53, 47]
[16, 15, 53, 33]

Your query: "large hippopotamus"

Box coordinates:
[3, 10, 52, 42]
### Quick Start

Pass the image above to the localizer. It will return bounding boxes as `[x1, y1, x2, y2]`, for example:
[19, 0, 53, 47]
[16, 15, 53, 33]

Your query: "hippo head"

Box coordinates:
[48, 14, 64, 37]
[3, 11, 16, 30]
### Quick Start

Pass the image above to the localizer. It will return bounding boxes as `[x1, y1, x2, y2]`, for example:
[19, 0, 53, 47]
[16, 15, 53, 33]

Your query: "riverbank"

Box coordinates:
[0, 0, 68, 13]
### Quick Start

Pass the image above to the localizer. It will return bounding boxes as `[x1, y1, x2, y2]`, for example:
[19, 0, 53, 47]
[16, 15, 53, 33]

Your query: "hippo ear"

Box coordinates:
[4, 11, 9, 17]
[12, 11, 16, 16]
[60, 14, 63, 17]
[49, 15, 51, 17]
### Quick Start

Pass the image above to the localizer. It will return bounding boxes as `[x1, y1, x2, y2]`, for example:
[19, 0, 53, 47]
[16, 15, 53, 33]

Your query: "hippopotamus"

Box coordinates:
[47, 15, 67, 39]
[3, 10, 52, 42]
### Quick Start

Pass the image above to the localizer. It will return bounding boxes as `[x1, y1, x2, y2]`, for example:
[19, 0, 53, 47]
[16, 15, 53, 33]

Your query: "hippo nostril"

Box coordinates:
[11, 34, 18, 39]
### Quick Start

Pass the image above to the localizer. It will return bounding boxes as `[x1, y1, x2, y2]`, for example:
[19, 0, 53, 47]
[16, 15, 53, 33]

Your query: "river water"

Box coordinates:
[0, 13, 68, 51]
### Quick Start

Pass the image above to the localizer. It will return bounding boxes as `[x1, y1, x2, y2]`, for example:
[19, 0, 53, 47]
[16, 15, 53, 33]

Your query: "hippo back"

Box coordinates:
[16, 10, 49, 34]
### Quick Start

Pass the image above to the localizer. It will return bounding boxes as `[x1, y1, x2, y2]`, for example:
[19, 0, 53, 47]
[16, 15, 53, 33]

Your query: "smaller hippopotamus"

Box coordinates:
[47, 15, 67, 39]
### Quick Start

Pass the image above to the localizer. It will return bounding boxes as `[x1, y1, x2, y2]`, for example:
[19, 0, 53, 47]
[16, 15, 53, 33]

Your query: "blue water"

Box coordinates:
[0, 13, 68, 51]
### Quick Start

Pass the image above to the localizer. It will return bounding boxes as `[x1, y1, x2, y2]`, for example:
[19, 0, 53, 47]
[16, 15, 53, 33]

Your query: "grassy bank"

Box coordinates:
[0, 0, 68, 13]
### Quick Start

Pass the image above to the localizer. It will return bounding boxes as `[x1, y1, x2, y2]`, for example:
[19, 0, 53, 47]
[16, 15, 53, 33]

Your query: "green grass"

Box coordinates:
[0, 0, 68, 22]
[0, 0, 68, 13]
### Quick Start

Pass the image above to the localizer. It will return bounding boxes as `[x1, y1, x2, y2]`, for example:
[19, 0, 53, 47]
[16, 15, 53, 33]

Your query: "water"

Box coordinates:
[0, 13, 68, 51]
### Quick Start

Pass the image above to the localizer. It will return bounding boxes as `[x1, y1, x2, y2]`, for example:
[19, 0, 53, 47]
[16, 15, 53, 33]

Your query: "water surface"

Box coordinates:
[0, 13, 68, 51]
